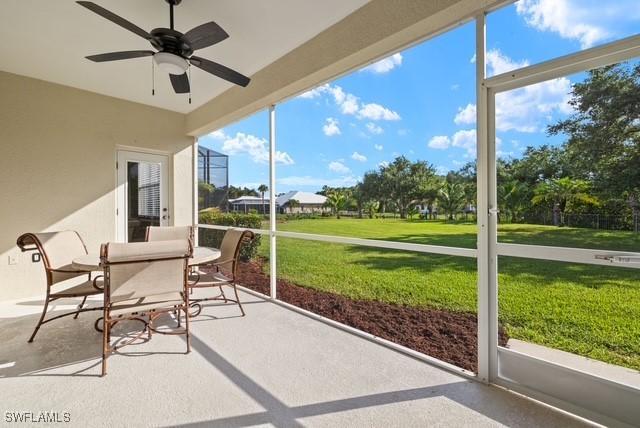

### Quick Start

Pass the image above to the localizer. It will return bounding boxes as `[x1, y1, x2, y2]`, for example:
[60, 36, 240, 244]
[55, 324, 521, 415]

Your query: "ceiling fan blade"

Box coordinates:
[169, 73, 190, 94]
[189, 56, 250, 87]
[76, 1, 151, 40]
[86, 50, 155, 62]
[184, 22, 229, 50]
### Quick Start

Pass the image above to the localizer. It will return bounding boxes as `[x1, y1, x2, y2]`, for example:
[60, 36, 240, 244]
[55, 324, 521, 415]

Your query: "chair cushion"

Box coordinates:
[109, 292, 184, 317]
[103, 240, 191, 263]
[147, 226, 192, 242]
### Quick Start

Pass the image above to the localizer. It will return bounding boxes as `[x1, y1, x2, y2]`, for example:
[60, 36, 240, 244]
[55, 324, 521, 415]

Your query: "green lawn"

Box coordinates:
[256, 218, 640, 370]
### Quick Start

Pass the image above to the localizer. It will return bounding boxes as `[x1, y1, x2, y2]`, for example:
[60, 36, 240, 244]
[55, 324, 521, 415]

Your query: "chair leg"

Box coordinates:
[28, 297, 50, 343]
[101, 320, 109, 377]
[184, 307, 191, 354]
[219, 285, 228, 302]
[148, 314, 153, 340]
[231, 283, 245, 317]
[74, 296, 88, 319]
[176, 308, 181, 328]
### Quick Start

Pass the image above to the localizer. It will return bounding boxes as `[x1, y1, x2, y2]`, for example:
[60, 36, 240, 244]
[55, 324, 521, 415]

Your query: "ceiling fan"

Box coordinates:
[77, 0, 250, 96]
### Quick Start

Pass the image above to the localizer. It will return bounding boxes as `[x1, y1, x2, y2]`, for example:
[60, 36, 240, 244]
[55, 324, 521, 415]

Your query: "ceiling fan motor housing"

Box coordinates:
[150, 28, 193, 58]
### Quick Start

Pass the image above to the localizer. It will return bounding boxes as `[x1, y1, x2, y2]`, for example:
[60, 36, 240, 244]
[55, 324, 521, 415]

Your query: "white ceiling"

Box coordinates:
[0, 0, 369, 113]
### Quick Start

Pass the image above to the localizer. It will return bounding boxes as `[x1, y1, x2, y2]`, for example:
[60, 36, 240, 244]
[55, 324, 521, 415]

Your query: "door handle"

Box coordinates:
[595, 254, 640, 264]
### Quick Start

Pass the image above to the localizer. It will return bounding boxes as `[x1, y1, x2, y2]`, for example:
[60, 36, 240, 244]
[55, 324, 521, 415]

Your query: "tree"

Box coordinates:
[548, 63, 640, 205]
[407, 205, 419, 220]
[228, 185, 258, 199]
[438, 180, 466, 220]
[498, 179, 529, 223]
[198, 181, 215, 209]
[287, 199, 300, 213]
[363, 200, 380, 219]
[325, 190, 348, 218]
[532, 177, 599, 225]
[380, 156, 437, 219]
[257, 184, 268, 214]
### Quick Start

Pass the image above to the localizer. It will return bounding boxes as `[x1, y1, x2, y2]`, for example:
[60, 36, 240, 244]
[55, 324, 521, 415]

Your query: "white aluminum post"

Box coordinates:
[192, 138, 199, 246]
[269, 105, 277, 299]
[475, 13, 493, 384]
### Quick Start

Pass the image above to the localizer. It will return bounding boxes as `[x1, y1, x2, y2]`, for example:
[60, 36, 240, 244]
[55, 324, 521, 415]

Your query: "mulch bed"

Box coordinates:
[235, 258, 508, 373]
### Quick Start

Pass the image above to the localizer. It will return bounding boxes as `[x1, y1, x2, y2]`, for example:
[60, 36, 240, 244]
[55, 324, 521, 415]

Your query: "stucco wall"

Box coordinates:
[0, 71, 193, 301]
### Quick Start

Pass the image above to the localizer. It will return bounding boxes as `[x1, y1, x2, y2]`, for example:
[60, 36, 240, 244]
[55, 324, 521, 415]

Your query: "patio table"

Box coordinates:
[71, 246, 221, 270]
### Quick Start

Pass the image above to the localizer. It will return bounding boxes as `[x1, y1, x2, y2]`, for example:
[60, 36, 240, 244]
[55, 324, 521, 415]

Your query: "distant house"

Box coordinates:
[229, 196, 269, 214]
[276, 191, 327, 214]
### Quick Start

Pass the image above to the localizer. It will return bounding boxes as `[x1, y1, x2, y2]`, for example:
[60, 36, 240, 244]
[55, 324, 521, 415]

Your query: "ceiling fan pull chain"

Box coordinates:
[151, 57, 155, 96]
[188, 65, 192, 104]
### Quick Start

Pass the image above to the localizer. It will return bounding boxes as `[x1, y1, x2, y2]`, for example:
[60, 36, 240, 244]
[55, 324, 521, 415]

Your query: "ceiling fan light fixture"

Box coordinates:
[154, 52, 188, 74]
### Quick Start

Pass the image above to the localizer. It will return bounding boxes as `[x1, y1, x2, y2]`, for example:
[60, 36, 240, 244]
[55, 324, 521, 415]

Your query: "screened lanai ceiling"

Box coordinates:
[0, 0, 369, 113]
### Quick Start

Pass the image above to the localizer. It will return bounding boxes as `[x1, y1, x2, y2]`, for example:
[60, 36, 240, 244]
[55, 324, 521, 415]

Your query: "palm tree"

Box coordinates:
[532, 177, 599, 226]
[363, 200, 380, 219]
[257, 184, 268, 214]
[287, 199, 300, 213]
[499, 179, 529, 223]
[438, 181, 466, 220]
[198, 181, 215, 209]
[325, 190, 347, 219]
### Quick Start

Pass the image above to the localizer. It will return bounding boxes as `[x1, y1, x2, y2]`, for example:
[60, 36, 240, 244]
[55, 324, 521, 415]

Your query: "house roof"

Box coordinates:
[276, 191, 327, 206]
[229, 196, 269, 204]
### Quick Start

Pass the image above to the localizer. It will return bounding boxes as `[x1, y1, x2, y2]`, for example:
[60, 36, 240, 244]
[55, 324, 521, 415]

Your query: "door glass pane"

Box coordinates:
[496, 59, 640, 250]
[128, 161, 161, 242]
[494, 58, 640, 382]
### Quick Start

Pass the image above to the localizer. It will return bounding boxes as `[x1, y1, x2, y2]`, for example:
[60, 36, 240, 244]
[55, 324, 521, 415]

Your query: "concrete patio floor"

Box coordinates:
[0, 289, 596, 427]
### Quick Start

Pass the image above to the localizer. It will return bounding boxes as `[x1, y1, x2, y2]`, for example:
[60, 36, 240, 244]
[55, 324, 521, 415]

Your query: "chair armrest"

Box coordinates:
[92, 275, 104, 291]
[210, 258, 235, 267]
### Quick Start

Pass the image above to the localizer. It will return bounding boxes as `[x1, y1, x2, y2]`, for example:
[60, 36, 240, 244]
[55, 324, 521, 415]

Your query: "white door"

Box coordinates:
[484, 52, 640, 425]
[116, 150, 169, 242]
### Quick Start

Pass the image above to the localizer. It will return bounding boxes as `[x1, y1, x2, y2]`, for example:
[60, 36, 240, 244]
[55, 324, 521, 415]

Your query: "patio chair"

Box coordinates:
[189, 228, 254, 317]
[100, 239, 192, 376]
[145, 225, 193, 243]
[16, 231, 104, 343]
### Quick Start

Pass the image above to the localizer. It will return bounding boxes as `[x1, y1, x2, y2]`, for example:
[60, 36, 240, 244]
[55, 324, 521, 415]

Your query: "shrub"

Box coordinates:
[198, 211, 262, 260]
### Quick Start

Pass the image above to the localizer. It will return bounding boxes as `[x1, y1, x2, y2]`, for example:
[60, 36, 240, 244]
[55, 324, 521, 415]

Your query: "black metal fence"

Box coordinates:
[503, 212, 639, 233]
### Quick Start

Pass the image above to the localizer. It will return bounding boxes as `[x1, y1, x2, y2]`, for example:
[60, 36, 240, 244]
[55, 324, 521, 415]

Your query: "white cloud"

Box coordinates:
[357, 103, 401, 121]
[328, 161, 350, 174]
[221, 132, 294, 165]
[378, 161, 389, 168]
[209, 129, 227, 140]
[453, 50, 573, 133]
[428, 135, 451, 150]
[451, 84, 460, 91]
[454, 103, 476, 125]
[361, 53, 403, 74]
[366, 122, 384, 135]
[374, 144, 383, 151]
[351, 152, 367, 162]
[323, 117, 341, 136]
[278, 175, 359, 187]
[298, 85, 327, 99]
[452, 129, 477, 156]
[470, 53, 476, 64]
[298, 83, 401, 121]
[515, 0, 632, 49]
[487, 49, 530, 76]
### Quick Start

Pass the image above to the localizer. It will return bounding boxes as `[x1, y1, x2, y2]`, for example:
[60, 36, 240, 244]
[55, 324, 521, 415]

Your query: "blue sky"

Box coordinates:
[199, 0, 640, 193]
